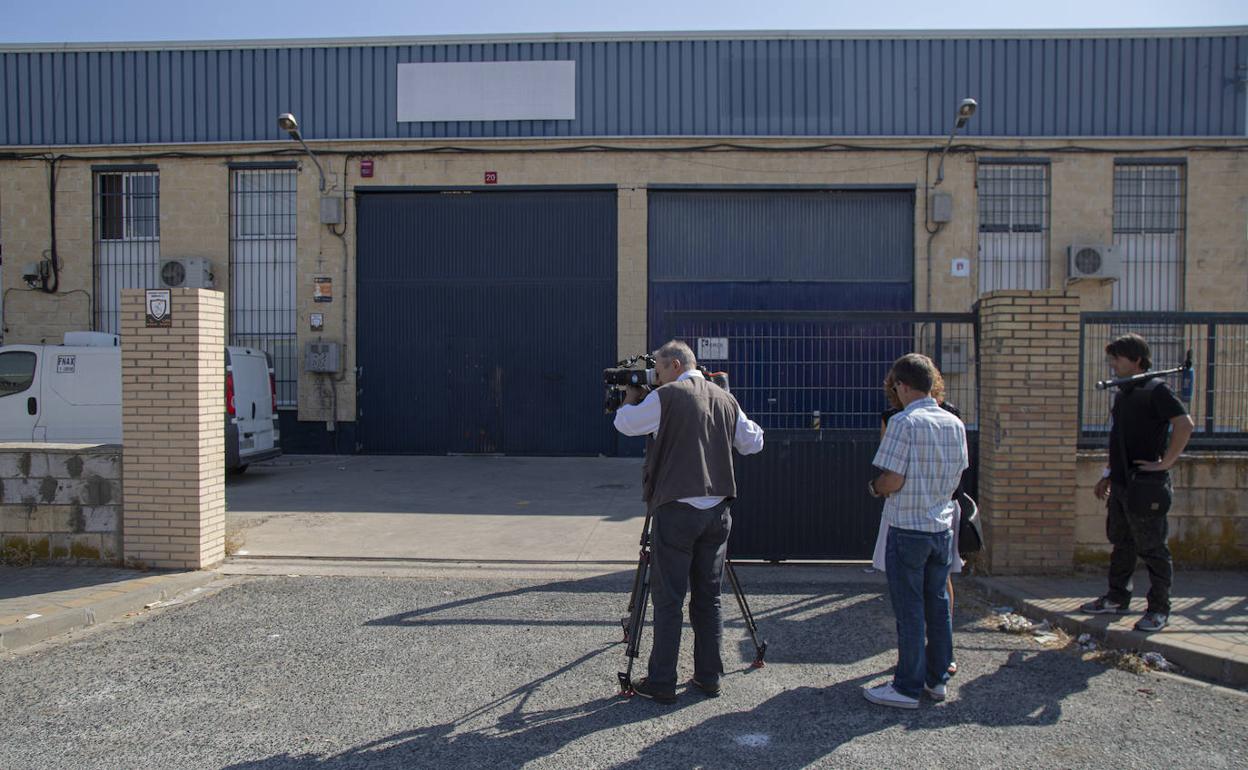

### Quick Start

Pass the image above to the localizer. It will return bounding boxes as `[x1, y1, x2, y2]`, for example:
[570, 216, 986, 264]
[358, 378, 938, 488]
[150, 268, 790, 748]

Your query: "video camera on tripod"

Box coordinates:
[603, 354, 657, 413]
[603, 354, 733, 413]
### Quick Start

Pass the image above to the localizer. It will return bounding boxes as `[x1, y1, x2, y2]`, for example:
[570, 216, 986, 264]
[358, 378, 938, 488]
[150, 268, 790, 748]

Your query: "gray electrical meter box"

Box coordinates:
[305, 342, 341, 373]
[929, 191, 954, 223]
[320, 196, 343, 225]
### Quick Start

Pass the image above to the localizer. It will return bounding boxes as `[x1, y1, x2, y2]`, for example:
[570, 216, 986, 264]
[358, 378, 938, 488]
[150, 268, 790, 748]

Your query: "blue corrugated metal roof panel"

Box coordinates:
[2, 32, 1245, 146]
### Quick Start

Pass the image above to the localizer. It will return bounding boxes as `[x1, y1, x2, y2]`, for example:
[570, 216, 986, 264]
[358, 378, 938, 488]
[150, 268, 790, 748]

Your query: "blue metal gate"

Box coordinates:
[647, 188, 974, 559]
[356, 188, 618, 455]
[665, 311, 979, 560]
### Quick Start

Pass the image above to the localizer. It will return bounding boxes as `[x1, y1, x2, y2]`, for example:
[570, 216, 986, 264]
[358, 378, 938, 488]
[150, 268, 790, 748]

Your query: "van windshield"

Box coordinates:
[0, 351, 36, 397]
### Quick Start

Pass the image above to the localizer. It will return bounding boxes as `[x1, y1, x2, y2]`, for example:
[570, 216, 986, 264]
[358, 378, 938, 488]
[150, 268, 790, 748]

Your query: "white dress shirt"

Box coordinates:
[613, 369, 765, 508]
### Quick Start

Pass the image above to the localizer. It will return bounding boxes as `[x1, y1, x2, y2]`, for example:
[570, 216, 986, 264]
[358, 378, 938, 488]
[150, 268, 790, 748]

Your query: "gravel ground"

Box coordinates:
[1, 567, 1244, 770]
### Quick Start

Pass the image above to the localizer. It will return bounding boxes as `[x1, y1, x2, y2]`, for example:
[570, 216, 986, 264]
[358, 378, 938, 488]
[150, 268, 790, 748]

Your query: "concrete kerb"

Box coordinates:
[973, 576, 1248, 689]
[0, 570, 220, 653]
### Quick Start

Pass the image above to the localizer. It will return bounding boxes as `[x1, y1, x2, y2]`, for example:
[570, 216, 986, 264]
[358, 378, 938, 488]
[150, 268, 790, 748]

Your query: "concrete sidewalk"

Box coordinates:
[0, 566, 219, 653]
[226, 455, 647, 562]
[977, 569, 1248, 688]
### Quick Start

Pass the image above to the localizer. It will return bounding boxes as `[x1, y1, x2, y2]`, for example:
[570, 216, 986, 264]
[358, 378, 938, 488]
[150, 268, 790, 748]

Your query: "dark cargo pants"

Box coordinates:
[1106, 482, 1173, 614]
[646, 499, 732, 689]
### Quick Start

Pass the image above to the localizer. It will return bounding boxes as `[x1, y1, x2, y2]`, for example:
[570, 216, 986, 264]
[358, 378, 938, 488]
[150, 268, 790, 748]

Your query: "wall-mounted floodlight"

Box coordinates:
[277, 112, 327, 192]
[935, 97, 978, 186]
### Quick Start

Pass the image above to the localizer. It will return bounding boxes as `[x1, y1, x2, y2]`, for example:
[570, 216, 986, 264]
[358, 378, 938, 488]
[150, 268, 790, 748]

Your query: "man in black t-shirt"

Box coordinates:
[1081, 334, 1193, 632]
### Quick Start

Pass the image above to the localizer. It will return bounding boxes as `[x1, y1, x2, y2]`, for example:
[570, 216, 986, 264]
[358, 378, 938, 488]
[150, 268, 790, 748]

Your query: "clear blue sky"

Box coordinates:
[2, 0, 1245, 43]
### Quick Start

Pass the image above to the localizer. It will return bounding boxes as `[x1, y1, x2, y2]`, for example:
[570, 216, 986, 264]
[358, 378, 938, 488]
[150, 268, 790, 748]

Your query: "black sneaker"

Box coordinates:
[687, 678, 722, 698]
[1134, 611, 1169, 632]
[631, 678, 677, 704]
[1080, 596, 1130, 615]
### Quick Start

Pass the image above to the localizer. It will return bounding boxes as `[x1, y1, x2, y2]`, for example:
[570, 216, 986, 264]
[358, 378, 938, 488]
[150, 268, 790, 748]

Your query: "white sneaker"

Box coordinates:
[863, 683, 919, 710]
[924, 683, 947, 701]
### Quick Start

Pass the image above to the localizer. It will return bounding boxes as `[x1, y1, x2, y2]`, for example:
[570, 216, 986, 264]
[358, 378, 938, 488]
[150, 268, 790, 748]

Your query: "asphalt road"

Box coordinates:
[1, 567, 1244, 770]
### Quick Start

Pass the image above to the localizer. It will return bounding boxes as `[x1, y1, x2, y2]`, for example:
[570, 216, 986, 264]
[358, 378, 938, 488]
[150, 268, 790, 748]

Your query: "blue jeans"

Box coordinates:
[885, 526, 954, 699]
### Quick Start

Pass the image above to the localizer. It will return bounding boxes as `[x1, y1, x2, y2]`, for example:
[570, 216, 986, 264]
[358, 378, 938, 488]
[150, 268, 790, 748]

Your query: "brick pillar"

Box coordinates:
[978, 290, 1081, 574]
[120, 289, 225, 569]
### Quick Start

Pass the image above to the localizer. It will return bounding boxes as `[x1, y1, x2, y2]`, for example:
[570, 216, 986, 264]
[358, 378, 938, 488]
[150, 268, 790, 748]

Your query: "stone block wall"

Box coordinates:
[1076, 452, 1248, 568]
[0, 444, 122, 564]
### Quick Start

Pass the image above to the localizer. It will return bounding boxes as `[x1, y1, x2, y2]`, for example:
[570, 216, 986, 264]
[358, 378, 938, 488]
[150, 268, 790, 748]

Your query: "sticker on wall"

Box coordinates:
[697, 337, 729, 360]
[145, 289, 172, 327]
[313, 277, 333, 303]
[56, 355, 76, 374]
[310, 313, 324, 332]
[951, 258, 971, 277]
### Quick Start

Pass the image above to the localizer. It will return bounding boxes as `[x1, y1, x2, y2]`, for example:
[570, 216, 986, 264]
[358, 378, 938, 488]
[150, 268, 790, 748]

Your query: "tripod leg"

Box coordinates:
[619, 512, 653, 643]
[726, 559, 767, 668]
[618, 553, 651, 695]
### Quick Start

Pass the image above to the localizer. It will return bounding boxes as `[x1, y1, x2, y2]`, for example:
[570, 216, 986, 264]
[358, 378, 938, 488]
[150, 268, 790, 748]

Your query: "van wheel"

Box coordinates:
[228, 464, 249, 475]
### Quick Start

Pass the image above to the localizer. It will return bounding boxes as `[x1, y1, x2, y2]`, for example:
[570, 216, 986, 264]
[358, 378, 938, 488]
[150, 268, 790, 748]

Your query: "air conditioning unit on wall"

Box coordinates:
[160, 258, 215, 289]
[1067, 244, 1121, 281]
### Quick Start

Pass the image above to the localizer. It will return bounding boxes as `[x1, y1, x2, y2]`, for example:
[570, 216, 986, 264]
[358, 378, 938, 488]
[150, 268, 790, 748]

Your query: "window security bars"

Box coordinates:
[1113, 163, 1186, 312]
[93, 170, 160, 334]
[1079, 313, 1248, 450]
[229, 168, 298, 408]
[977, 163, 1049, 293]
[665, 312, 978, 433]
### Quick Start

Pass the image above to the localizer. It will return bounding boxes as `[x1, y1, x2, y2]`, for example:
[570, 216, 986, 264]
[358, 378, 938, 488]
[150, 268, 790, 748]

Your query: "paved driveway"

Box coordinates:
[226, 455, 648, 562]
[2, 565, 1245, 769]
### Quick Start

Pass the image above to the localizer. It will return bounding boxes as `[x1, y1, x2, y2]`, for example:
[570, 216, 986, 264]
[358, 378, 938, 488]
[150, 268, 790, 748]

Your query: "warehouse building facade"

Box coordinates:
[1, 28, 1245, 458]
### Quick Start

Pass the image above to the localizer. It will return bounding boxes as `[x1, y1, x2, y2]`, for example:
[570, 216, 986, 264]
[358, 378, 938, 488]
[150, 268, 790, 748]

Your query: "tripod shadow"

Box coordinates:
[221, 643, 695, 770]
[364, 570, 633, 630]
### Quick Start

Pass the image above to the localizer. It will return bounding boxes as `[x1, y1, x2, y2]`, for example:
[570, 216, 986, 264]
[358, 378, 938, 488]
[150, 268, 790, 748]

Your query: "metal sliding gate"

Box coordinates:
[665, 311, 979, 560]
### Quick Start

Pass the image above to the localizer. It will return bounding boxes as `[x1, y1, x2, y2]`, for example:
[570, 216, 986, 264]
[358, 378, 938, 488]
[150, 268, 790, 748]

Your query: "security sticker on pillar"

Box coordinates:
[951, 258, 971, 278]
[145, 289, 173, 328]
[313, 276, 333, 303]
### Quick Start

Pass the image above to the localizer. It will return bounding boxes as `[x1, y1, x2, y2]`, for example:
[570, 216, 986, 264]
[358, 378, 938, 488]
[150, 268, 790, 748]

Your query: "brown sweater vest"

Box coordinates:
[642, 377, 740, 508]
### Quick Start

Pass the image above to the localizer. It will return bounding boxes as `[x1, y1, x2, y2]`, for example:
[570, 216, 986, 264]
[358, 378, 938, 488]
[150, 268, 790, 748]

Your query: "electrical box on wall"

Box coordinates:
[320, 196, 343, 225]
[929, 192, 954, 223]
[305, 342, 340, 373]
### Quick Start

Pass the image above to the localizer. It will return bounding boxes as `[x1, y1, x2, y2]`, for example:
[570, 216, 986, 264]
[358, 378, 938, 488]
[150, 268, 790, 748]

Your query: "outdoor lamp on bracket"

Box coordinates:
[277, 112, 327, 193]
[935, 97, 978, 186]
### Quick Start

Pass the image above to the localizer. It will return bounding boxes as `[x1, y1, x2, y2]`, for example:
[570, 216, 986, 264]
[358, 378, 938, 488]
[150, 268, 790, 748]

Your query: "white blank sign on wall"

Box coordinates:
[397, 61, 576, 123]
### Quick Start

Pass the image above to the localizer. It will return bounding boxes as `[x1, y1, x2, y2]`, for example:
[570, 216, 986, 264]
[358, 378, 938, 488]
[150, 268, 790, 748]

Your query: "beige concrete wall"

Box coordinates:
[1076, 452, 1248, 568]
[2, 139, 1244, 431]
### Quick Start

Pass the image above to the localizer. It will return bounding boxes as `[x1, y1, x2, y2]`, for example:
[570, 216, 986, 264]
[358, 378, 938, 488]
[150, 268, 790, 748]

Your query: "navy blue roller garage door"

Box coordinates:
[648, 188, 918, 559]
[356, 189, 618, 455]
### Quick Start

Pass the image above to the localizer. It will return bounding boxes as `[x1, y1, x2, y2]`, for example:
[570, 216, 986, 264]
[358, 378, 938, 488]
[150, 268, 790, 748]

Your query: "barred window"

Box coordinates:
[1113, 163, 1185, 312]
[93, 170, 161, 334]
[977, 163, 1049, 293]
[230, 168, 298, 408]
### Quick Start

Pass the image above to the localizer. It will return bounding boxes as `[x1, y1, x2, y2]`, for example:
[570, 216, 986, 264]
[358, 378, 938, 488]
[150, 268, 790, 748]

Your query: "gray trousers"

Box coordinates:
[646, 499, 732, 688]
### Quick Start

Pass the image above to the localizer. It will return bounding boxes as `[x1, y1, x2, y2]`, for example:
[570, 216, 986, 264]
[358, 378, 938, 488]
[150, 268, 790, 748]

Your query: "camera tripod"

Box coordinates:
[617, 509, 768, 696]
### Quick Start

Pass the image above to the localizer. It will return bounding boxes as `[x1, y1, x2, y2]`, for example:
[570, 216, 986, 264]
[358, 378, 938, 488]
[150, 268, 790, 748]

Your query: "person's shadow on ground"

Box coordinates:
[225, 609, 1100, 769]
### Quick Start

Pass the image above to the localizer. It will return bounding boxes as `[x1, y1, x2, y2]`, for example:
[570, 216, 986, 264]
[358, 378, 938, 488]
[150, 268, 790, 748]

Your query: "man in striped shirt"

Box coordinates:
[865, 353, 969, 710]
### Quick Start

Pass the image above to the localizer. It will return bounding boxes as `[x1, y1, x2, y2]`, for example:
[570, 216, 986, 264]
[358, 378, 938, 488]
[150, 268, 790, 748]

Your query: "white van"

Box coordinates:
[0, 332, 280, 472]
[224, 346, 281, 472]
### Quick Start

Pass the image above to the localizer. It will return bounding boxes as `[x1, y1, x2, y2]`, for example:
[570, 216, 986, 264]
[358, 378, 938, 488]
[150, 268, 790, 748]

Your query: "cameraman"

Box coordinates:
[613, 340, 764, 704]
[1080, 333, 1193, 633]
